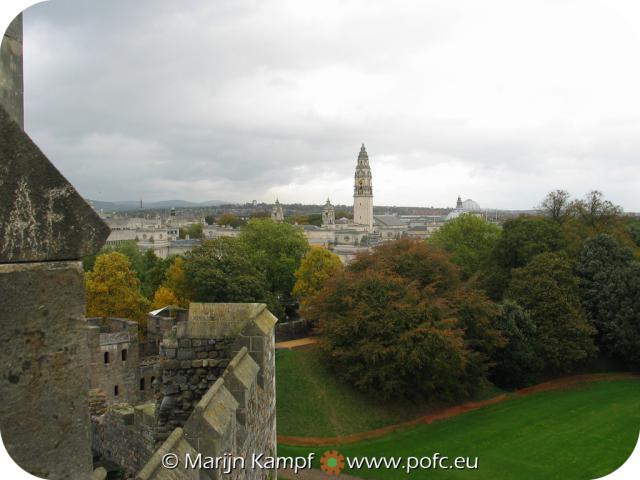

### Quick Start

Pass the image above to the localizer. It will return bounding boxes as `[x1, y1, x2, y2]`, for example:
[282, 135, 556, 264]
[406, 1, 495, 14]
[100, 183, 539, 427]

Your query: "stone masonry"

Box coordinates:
[0, 14, 109, 478]
[136, 303, 278, 480]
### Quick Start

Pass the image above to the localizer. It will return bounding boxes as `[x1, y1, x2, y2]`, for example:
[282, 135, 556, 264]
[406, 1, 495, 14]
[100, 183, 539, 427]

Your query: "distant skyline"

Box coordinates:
[11, 0, 640, 210]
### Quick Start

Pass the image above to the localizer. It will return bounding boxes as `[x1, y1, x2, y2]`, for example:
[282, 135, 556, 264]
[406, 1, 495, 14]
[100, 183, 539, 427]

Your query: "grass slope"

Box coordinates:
[276, 348, 427, 437]
[276, 348, 502, 437]
[279, 379, 640, 479]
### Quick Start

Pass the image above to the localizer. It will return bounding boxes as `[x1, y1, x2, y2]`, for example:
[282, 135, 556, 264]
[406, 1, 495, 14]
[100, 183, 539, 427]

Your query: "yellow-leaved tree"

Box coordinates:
[151, 285, 180, 310]
[163, 256, 190, 307]
[85, 252, 150, 328]
[293, 246, 343, 307]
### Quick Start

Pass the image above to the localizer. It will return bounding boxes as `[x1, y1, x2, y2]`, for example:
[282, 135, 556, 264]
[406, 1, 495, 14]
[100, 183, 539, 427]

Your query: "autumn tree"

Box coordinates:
[85, 252, 150, 324]
[151, 286, 180, 310]
[305, 240, 502, 400]
[293, 246, 343, 307]
[569, 190, 623, 230]
[538, 189, 572, 224]
[506, 252, 596, 372]
[429, 214, 500, 278]
[163, 256, 190, 306]
[576, 235, 640, 365]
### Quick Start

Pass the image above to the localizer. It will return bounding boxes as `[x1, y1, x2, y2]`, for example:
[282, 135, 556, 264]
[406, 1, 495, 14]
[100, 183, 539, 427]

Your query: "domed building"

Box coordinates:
[446, 195, 482, 221]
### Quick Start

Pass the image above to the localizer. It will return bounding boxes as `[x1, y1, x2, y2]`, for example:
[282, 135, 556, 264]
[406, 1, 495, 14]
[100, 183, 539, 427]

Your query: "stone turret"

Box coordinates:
[322, 197, 335, 228]
[271, 198, 284, 223]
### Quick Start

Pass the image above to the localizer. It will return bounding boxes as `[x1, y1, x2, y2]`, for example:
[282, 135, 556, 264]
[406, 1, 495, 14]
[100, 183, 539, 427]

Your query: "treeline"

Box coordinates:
[301, 190, 640, 400]
[83, 219, 310, 333]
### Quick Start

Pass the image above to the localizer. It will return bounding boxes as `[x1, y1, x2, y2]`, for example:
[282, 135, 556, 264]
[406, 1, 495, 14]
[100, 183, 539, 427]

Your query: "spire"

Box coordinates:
[456, 195, 463, 209]
[357, 143, 369, 166]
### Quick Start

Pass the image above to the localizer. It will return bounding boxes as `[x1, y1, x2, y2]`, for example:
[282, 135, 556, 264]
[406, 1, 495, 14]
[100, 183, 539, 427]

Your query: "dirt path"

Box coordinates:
[278, 372, 639, 447]
[278, 467, 365, 480]
[276, 337, 318, 350]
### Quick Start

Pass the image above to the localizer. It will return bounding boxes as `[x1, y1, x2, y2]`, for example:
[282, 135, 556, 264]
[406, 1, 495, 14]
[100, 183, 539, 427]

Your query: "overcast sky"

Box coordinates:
[17, 0, 640, 210]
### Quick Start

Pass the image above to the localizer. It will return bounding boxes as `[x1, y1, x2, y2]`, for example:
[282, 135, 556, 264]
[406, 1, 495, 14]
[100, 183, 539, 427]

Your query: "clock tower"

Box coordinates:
[353, 144, 374, 231]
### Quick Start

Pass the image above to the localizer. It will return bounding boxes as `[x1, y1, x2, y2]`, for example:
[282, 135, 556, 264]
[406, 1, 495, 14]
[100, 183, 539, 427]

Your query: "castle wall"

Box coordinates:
[92, 403, 157, 476]
[87, 317, 142, 405]
[0, 261, 94, 479]
[154, 331, 235, 444]
[138, 303, 278, 480]
[0, 14, 23, 127]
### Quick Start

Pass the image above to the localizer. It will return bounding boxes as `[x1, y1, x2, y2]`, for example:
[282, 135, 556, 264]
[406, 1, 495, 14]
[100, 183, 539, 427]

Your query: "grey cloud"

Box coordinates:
[19, 0, 640, 209]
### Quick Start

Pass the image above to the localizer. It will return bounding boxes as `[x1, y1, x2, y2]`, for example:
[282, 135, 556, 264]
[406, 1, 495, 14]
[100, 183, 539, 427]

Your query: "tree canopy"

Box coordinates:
[304, 240, 502, 400]
[506, 252, 596, 371]
[576, 234, 640, 365]
[429, 214, 500, 279]
[85, 252, 150, 324]
[183, 237, 274, 312]
[293, 246, 343, 307]
[239, 219, 309, 307]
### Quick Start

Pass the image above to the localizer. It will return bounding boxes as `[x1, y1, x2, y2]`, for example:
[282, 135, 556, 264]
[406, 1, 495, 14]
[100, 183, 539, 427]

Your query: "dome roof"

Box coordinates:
[445, 209, 464, 221]
[462, 199, 481, 211]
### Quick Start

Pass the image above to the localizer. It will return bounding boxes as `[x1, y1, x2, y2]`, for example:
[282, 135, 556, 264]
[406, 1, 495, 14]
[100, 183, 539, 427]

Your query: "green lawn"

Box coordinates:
[278, 379, 640, 479]
[276, 347, 503, 437]
[276, 348, 431, 437]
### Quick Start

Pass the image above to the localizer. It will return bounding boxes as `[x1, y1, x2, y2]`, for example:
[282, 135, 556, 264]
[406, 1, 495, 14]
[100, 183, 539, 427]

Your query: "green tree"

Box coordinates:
[217, 213, 245, 228]
[239, 219, 309, 308]
[184, 237, 274, 311]
[305, 240, 502, 400]
[576, 235, 640, 365]
[179, 223, 204, 239]
[204, 214, 215, 225]
[490, 301, 543, 388]
[138, 250, 174, 298]
[628, 218, 640, 247]
[506, 252, 596, 372]
[480, 216, 566, 299]
[85, 252, 150, 325]
[293, 246, 343, 307]
[429, 214, 501, 278]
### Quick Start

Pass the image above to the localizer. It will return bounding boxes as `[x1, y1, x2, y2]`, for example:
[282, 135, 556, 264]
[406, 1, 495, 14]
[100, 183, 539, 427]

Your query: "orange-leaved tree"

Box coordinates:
[304, 239, 502, 401]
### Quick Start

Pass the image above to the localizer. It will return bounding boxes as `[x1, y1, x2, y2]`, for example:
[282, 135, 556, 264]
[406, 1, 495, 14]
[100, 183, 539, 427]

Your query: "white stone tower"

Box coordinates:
[322, 197, 335, 228]
[271, 198, 284, 222]
[353, 144, 374, 231]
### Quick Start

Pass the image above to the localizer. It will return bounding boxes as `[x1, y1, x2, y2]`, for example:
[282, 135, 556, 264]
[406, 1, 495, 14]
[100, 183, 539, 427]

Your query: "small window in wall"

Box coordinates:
[114, 385, 119, 396]
[121, 349, 128, 362]
[140, 378, 145, 391]
[104, 352, 109, 364]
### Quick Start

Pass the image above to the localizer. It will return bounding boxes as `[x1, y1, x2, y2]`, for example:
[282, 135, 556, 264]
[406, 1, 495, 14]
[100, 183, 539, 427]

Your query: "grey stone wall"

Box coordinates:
[0, 261, 94, 479]
[137, 303, 278, 480]
[0, 14, 23, 128]
[155, 333, 234, 443]
[92, 403, 157, 477]
[87, 317, 143, 405]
